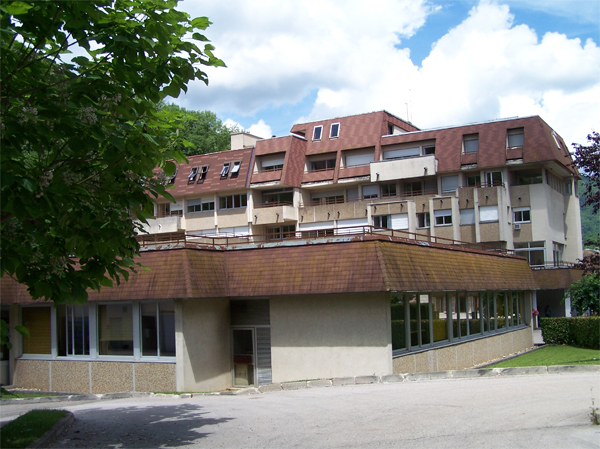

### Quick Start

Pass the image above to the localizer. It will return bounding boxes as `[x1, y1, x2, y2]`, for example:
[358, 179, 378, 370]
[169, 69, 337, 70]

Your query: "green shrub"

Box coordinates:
[540, 317, 600, 349]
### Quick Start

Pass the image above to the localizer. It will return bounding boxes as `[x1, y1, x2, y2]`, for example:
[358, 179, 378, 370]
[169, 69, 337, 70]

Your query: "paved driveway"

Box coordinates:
[1, 372, 599, 448]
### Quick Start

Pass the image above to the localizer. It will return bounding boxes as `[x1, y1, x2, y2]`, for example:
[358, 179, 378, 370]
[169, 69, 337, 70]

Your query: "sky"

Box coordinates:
[172, 0, 600, 149]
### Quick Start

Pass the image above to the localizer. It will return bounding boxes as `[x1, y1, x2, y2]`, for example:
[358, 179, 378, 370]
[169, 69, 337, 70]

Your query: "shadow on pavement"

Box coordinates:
[51, 402, 233, 448]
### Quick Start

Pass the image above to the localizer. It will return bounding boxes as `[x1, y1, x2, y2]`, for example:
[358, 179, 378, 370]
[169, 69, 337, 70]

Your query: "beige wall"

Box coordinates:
[392, 327, 533, 373]
[371, 155, 437, 182]
[270, 293, 392, 382]
[177, 298, 231, 392]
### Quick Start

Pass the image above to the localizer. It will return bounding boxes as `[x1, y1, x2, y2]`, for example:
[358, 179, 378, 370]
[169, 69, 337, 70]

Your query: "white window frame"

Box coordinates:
[417, 212, 431, 228]
[513, 207, 531, 223]
[231, 161, 241, 175]
[434, 209, 452, 226]
[329, 123, 340, 139]
[220, 162, 230, 177]
[313, 125, 323, 141]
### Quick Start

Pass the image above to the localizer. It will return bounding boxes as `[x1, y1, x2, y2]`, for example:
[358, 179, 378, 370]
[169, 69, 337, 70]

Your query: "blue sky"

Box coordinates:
[175, 0, 600, 147]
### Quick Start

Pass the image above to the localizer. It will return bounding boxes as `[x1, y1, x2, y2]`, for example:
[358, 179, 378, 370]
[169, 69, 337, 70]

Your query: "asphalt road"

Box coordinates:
[1, 372, 599, 448]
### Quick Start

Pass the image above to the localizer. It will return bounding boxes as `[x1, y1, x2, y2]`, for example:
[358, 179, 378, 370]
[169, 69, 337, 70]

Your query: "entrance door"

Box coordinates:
[232, 329, 254, 386]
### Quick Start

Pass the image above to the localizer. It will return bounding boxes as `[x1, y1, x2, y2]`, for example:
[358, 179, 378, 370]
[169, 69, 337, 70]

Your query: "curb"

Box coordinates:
[28, 411, 74, 448]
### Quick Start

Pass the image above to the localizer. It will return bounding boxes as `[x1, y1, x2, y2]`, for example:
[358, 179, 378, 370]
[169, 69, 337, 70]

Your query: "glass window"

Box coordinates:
[514, 241, 546, 266]
[309, 158, 336, 172]
[391, 295, 406, 351]
[383, 147, 421, 160]
[313, 125, 323, 141]
[262, 189, 293, 205]
[98, 304, 133, 356]
[57, 304, 89, 356]
[220, 163, 230, 177]
[460, 209, 475, 225]
[381, 183, 397, 197]
[466, 174, 481, 187]
[507, 128, 524, 148]
[417, 212, 430, 228]
[463, 134, 479, 153]
[485, 171, 503, 187]
[513, 169, 542, 185]
[219, 194, 247, 210]
[373, 215, 389, 228]
[231, 161, 241, 176]
[496, 292, 506, 329]
[404, 181, 423, 196]
[513, 207, 531, 223]
[432, 293, 448, 343]
[330, 123, 340, 138]
[187, 198, 214, 213]
[21, 307, 51, 354]
[434, 209, 452, 226]
[362, 185, 378, 199]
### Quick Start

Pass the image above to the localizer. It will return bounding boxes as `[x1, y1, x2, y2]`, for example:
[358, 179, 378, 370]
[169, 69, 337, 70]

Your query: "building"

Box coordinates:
[0, 111, 583, 392]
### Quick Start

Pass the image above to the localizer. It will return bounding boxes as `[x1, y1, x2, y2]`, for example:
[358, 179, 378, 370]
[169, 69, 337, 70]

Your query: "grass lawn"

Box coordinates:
[0, 409, 69, 449]
[488, 345, 600, 368]
[0, 390, 60, 400]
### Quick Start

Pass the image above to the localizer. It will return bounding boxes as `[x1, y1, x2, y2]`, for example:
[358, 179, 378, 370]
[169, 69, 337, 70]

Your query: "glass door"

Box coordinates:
[232, 328, 255, 386]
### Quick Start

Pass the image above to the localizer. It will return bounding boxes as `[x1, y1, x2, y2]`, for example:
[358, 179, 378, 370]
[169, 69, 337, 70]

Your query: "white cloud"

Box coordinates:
[176, 0, 600, 148]
[247, 119, 273, 139]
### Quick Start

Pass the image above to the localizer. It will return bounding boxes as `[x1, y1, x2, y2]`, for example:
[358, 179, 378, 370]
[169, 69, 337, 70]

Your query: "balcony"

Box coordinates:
[139, 215, 182, 234]
[370, 155, 437, 182]
[253, 203, 296, 225]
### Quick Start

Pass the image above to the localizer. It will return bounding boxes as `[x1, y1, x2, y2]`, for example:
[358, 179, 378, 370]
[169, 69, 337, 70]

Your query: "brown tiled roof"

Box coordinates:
[1, 237, 539, 305]
[532, 268, 583, 290]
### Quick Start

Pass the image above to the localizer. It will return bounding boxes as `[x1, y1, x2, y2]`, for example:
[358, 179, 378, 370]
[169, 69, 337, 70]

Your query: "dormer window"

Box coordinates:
[187, 167, 199, 184]
[198, 165, 209, 182]
[231, 161, 241, 177]
[313, 125, 323, 141]
[220, 162, 230, 177]
[166, 169, 177, 185]
[330, 123, 340, 139]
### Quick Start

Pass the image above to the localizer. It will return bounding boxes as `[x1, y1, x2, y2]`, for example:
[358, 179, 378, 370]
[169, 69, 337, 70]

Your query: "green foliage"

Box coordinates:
[566, 274, 600, 315]
[579, 178, 599, 249]
[0, 409, 69, 448]
[162, 104, 240, 156]
[540, 317, 600, 349]
[0, 1, 224, 306]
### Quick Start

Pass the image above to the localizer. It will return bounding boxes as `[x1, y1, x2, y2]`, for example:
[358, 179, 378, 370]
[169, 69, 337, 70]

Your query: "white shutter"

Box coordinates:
[261, 155, 285, 168]
[479, 206, 498, 222]
[441, 175, 459, 193]
[460, 209, 475, 225]
[337, 218, 368, 228]
[345, 152, 373, 167]
[298, 221, 334, 231]
[383, 147, 420, 159]
[171, 201, 183, 212]
[390, 213, 408, 230]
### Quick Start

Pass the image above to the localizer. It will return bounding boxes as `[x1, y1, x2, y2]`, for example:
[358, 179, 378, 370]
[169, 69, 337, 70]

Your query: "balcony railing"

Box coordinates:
[254, 200, 294, 208]
[300, 189, 439, 207]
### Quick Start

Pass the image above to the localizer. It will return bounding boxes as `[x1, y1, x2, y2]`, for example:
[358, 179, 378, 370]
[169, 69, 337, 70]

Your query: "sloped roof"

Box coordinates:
[532, 268, 583, 290]
[1, 237, 539, 305]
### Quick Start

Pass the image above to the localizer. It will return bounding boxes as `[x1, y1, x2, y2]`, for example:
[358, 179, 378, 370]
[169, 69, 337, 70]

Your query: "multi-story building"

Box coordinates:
[147, 111, 582, 268]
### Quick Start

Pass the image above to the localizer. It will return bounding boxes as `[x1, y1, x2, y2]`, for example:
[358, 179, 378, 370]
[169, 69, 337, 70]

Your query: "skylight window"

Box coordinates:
[330, 123, 340, 139]
[166, 169, 177, 185]
[187, 167, 198, 184]
[231, 161, 241, 176]
[198, 165, 209, 182]
[313, 125, 323, 141]
[220, 162, 230, 177]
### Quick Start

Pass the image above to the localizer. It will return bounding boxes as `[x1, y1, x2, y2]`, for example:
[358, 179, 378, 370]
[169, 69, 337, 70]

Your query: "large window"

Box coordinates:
[262, 189, 293, 206]
[484, 171, 503, 187]
[392, 290, 526, 354]
[311, 190, 344, 205]
[219, 194, 247, 209]
[381, 183, 397, 197]
[187, 198, 215, 213]
[98, 304, 133, 356]
[57, 304, 89, 356]
[513, 169, 542, 185]
[514, 241, 545, 266]
[21, 307, 51, 355]
[141, 302, 175, 357]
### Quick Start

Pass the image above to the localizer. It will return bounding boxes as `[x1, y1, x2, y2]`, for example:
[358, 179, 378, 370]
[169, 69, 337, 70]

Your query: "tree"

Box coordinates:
[566, 274, 600, 316]
[572, 131, 600, 275]
[0, 0, 224, 310]
[163, 104, 240, 156]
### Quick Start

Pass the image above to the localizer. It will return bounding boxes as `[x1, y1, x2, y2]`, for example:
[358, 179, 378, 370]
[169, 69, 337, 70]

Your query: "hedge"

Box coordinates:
[540, 317, 600, 349]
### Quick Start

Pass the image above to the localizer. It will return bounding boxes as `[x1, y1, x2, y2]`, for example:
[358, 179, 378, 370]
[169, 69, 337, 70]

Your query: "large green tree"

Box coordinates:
[163, 104, 240, 156]
[0, 0, 224, 307]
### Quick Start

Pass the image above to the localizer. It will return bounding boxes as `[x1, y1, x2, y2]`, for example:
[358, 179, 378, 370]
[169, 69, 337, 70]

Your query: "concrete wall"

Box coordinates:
[392, 327, 533, 373]
[13, 360, 176, 394]
[177, 298, 231, 392]
[270, 293, 392, 382]
[371, 155, 437, 182]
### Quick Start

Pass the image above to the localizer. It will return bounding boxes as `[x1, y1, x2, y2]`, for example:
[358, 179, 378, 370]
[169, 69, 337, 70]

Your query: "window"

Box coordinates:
[404, 181, 423, 196]
[313, 125, 323, 141]
[479, 205, 498, 222]
[199, 165, 209, 181]
[507, 128, 524, 148]
[309, 158, 336, 172]
[460, 209, 475, 225]
[546, 170, 568, 194]
[57, 304, 89, 356]
[231, 161, 241, 176]
[220, 162, 230, 177]
[423, 145, 435, 155]
[344, 149, 373, 167]
[166, 169, 177, 185]
[266, 225, 296, 241]
[463, 134, 479, 153]
[383, 147, 420, 160]
[441, 175, 459, 193]
[513, 207, 531, 223]
[21, 307, 51, 354]
[346, 187, 359, 202]
[513, 169, 542, 185]
[311, 190, 344, 205]
[98, 304, 133, 356]
[262, 188, 293, 205]
[417, 212, 430, 228]
[141, 302, 175, 357]
[381, 183, 397, 197]
[514, 241, 545, 266]
[330, 123, 340, 138]
[434, 209, 452, 226]
[158, 202, 183, 217]
[484, 171, 503, 187]
[219, 193, 247, 209]
[260, 154, 285, 172]
[187, 198, 215, 213]
[551, 131, 561, 149]
[373, 215, 389, 228]
[362, 185, 378, 199]
[390, 213, 409, 230]
[466, 174, 481, 187]
[188, 167, 199, 184]
[553, 242, 564, 267]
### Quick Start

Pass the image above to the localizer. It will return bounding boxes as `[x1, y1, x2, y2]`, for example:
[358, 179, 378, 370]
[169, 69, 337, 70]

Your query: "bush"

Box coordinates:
[540, 317, 600, 349]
